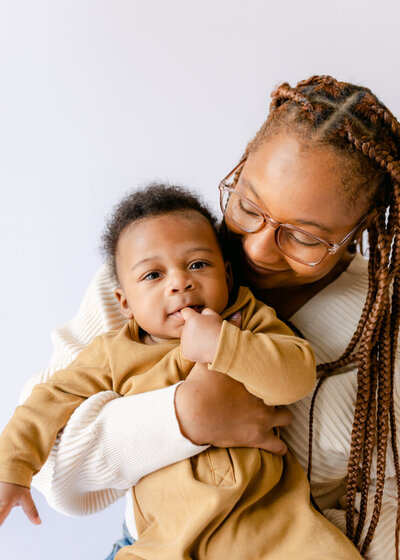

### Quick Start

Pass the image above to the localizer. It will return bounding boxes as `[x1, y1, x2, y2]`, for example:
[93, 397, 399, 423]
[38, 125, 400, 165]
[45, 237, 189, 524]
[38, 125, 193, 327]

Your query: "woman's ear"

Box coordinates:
[114, 288, 134, 319]
[355, 208, 378, 242]
[364, 208, 378, 229]
[225, 261, 234, 292]
[350, 208, 377, 252]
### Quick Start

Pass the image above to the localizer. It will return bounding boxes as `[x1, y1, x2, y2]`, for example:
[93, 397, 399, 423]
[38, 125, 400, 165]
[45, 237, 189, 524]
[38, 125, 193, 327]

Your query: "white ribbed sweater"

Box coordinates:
[24, 254, 398, 559]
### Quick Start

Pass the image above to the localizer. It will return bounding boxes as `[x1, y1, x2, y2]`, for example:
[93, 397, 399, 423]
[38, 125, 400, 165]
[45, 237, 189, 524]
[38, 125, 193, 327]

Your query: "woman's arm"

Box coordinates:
[175, 364, 291, 454]
[32, 384, 207, 515]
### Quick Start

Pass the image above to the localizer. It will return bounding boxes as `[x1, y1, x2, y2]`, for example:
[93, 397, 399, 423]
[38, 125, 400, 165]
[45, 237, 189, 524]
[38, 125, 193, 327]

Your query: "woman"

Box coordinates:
[28, 76, 399, 559]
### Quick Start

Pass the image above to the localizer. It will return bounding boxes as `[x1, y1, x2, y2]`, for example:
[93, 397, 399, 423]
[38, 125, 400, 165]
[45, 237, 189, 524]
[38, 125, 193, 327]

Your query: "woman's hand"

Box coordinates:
[174, 364, 291, 455]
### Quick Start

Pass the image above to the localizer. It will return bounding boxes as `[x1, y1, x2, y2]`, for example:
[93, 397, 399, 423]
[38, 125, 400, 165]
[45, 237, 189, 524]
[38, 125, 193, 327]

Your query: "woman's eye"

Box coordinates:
[189, 261, 208, 270]
[238, 197, 259, 217]
[288, 231, 320, 247]
[142, 271, 161, 281]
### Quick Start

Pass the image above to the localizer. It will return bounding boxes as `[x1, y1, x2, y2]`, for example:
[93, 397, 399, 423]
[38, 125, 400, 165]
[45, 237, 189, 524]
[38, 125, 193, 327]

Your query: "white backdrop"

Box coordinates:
[1, 1, 400, 558]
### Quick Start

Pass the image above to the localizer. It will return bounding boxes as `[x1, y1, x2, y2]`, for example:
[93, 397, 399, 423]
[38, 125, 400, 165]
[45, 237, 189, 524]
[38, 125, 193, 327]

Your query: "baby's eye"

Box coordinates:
[142, 271, 161, 281]
[189, 261, 208, 270]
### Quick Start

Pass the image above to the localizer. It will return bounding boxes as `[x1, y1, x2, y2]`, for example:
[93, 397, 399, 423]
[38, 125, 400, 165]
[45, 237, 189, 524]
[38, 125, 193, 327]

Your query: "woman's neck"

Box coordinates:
[254, 252, 354, 320]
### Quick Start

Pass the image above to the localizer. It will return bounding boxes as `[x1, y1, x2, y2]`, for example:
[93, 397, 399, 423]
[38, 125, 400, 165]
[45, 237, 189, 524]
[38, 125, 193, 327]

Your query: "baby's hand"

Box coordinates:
[0, 481, 41, 526]
[180, 307, 223, 363]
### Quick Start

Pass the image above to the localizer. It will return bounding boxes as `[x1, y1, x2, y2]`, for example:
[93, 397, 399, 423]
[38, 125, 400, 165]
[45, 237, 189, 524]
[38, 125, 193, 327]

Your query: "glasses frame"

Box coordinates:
[219, 159, 369, 267]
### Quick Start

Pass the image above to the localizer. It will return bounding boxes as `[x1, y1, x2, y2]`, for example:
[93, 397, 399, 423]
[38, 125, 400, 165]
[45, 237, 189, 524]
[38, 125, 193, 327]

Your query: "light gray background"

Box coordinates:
[1, 1, 400, 558]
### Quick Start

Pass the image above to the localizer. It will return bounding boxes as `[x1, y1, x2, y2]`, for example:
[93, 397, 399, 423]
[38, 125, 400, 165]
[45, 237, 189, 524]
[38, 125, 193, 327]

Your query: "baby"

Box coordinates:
[0, 184, 351, 559]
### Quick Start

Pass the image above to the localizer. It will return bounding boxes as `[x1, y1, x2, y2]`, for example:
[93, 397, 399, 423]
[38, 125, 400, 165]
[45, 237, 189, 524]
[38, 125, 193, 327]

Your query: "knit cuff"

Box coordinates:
[94, 383, 208, 486]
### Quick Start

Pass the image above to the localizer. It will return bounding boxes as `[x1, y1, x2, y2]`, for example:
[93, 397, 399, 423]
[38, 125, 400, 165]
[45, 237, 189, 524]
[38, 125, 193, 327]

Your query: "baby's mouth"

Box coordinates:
[186, 305, 204, 312]
[169, 305, 204, 318]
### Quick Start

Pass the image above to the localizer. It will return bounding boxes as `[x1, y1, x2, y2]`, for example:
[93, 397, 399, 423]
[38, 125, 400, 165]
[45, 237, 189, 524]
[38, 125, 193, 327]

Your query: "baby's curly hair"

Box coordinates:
[102, 182, 220, 282]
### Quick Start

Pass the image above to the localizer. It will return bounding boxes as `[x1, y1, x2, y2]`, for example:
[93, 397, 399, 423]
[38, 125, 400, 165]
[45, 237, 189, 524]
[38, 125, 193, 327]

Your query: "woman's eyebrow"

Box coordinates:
[294, 219, 334, 234]
[241, 177, 334, 234]
[240, 177, 264, 204]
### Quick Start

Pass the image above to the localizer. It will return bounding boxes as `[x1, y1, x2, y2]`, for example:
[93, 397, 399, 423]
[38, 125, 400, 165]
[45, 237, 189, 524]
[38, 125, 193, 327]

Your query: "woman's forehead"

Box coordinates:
[246, 134, 342, 186]
[241, 134, 366, 231]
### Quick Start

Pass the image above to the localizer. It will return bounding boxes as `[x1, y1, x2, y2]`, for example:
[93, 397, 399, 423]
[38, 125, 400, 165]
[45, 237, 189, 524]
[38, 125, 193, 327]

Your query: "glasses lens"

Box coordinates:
[277, 227, 328, 265]
[220, 188, 264, 232]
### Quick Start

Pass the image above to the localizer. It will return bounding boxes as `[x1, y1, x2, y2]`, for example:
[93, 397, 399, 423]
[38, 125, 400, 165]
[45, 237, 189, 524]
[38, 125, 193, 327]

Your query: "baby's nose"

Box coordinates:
[168, 271, 194, 293]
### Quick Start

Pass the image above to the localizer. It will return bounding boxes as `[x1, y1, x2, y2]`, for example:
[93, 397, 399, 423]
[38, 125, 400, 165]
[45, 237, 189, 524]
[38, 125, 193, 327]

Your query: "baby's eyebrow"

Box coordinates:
[131, 257, 158, 271]
[131, 247, 215, 271]
[184, 247, 215, 255]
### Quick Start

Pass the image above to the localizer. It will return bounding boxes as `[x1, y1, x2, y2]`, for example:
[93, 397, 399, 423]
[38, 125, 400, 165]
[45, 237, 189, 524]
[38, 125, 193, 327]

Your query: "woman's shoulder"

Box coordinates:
[47, 264, 126, 370]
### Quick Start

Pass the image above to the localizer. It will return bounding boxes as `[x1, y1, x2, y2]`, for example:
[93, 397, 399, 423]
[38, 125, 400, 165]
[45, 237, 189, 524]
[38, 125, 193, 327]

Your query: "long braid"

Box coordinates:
[307, 373, 327, 481]
[345, 133, 400, 553]
[390, 262, 400, 557]
[242, 76, 400, 556]
[355, 358, 378, 544]
[345, 212, 389, 540]
[389, 182, 400, 558]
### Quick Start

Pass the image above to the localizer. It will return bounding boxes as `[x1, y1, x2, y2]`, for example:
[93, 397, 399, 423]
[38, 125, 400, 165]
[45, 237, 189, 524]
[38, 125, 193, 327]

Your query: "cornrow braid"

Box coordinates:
[242, 76, 400, 558]
[269, 82, 315, 121]
[365, 98, 400, 140]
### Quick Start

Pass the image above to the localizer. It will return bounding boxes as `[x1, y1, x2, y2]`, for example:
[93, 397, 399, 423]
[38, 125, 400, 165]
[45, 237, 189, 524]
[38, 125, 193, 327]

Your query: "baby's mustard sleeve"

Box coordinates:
[209, 300, 316, 406]
[0, 335, 112, 488]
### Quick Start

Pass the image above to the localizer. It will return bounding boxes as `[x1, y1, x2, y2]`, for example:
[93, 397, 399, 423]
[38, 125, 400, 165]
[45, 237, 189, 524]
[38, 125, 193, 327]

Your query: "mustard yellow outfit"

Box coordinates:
[0, 287, 361, 559]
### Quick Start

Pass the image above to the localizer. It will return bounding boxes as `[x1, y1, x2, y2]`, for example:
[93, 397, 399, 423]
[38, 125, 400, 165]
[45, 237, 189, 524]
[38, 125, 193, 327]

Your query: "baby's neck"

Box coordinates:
[142, 332, 157, 345]
[141, 331, 177, 345]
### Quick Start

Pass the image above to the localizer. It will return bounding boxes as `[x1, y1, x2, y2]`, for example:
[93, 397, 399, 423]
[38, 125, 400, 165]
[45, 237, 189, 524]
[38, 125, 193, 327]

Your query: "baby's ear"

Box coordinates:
[225, 261, 234, 292]
[114, 288, 134, 319]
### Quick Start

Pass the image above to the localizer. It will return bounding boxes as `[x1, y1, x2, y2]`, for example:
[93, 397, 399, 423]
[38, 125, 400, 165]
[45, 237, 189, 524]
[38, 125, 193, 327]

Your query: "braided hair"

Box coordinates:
[242, 76, 400, 557]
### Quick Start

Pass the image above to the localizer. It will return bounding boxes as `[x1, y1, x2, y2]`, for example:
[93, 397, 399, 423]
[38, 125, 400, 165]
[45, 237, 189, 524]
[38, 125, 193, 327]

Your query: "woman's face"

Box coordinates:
[232, 133, 368, 291]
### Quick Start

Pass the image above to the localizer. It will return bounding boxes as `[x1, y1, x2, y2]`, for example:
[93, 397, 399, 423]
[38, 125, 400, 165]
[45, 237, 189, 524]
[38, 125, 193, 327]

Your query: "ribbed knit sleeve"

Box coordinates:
[284, 253, 399, 560]
[26, 265, 207, 517]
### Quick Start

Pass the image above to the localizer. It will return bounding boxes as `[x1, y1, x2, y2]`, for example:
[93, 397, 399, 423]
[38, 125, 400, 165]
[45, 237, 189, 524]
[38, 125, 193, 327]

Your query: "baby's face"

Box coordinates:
[115, 210, 230, 342]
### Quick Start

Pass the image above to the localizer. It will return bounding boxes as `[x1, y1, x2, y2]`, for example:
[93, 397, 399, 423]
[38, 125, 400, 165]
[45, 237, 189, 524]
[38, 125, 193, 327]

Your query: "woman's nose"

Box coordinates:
[167, 271, 194, 294]
[242, 225, 283, 264]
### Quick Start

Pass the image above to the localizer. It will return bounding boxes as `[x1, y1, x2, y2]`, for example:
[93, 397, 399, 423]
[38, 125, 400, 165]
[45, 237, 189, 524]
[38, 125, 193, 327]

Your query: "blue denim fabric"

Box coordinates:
[104, 521, 136, 560]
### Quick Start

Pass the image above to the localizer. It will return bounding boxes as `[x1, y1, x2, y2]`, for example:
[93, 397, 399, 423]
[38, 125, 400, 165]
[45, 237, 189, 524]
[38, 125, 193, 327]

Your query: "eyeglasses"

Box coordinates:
[219, 159, 368, 267]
